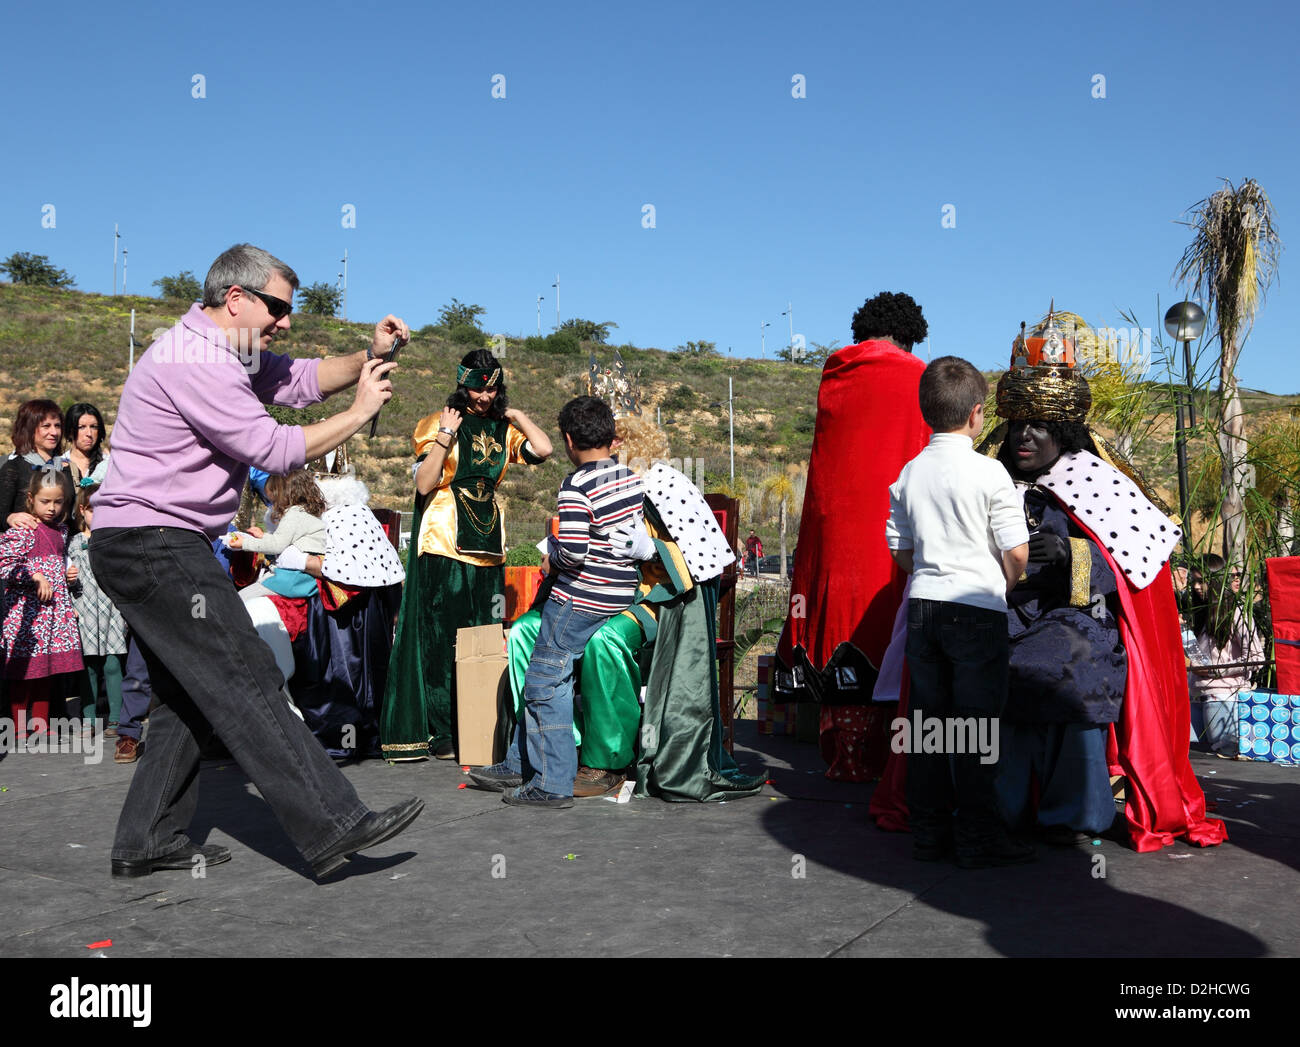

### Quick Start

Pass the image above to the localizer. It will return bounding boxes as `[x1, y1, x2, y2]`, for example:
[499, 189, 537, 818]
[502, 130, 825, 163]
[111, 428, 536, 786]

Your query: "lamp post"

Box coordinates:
[552, 274, 560, 330]
[536, 295, 544, 335]
[709, 378, 738, 483]
[760, 320, 770, 359]
[781, 303, 794, 358]
[1164, 301, 1206, 556]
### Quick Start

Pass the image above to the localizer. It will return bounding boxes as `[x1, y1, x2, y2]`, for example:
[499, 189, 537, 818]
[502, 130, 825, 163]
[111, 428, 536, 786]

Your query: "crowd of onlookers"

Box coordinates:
[1174, 553, 1270, 756]
[0, 397, 153, 762]
[0, 395, 406, 769]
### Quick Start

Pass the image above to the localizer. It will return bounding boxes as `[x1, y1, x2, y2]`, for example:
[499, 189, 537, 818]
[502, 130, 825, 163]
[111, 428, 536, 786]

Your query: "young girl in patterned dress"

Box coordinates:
[0, 468, 83, 741]
[68, 484, 127, 736]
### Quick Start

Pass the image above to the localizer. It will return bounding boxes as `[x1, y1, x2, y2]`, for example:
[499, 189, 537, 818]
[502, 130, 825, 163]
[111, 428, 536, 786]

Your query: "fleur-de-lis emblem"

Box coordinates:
[471, 430, 503, 465]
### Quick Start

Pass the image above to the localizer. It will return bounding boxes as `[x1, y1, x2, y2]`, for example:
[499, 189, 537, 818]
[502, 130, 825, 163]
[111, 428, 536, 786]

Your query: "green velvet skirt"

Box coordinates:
[380, 553, 503, 761]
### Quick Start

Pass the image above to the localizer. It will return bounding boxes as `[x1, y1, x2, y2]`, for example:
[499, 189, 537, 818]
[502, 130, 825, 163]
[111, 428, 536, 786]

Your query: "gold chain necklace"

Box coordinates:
[455, 481, 500, 536]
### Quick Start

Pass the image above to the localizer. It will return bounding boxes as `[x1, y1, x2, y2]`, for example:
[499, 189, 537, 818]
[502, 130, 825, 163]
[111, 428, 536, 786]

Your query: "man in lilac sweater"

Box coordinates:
[91, 243, 423, 881]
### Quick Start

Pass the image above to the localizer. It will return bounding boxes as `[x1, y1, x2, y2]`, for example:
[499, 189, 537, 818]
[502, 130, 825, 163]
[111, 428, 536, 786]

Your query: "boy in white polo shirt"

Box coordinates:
[886, 356, 1032, 868]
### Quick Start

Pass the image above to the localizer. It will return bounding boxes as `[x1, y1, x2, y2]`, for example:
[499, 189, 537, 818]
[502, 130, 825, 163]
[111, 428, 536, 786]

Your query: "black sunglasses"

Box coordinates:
[232, 285, 293, 320]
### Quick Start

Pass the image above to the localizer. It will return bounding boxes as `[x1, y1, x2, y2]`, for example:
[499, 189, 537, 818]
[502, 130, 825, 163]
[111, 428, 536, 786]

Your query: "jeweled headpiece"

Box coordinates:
[457, 365, 501, 389]
[996, 301, 1091, 422]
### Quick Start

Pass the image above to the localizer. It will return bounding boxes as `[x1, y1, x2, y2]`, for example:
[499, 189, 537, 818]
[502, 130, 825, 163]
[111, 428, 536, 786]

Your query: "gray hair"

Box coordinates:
[202, 244, 300, 308]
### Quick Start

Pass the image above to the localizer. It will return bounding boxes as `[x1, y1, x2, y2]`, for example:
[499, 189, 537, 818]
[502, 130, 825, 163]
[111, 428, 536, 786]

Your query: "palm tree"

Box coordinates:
[760, 467, 805, 578]
[1174, 178, 1282, 564]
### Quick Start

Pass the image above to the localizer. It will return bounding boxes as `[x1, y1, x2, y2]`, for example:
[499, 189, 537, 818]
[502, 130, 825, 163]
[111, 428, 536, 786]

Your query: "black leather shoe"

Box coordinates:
[311, 798, 425, 880]
[430, 740, 456, 760]
[111, 842, 232, 879]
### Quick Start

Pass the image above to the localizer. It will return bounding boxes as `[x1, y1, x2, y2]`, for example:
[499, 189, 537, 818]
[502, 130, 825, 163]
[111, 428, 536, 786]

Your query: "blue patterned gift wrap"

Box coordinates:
[1237, 691, 1300, 766]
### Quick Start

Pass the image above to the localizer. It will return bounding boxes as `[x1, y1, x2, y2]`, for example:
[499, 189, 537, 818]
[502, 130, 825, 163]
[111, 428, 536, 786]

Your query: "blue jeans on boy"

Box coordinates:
[500, 596, 609, 796]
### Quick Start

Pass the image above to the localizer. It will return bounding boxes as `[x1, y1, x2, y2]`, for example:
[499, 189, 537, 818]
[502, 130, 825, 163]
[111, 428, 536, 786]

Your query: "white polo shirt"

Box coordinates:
[885, 433, 1030, 612]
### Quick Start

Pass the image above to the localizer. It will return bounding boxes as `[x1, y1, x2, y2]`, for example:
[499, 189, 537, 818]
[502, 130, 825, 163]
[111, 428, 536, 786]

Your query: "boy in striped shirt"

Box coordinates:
[474, 396, 652, 807]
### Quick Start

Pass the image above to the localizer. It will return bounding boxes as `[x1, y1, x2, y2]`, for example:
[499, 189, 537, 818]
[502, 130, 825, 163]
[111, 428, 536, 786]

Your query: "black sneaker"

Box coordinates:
[430, 740, 456, 760]
[501, 784, 574, 809]
[956, 835, 1036, 869]
[468, 764, 524, 792]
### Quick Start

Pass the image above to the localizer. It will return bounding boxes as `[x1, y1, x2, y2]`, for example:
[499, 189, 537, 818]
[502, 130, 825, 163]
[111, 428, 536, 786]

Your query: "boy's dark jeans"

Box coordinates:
[90, 527, 370, 865]
[904, 597, 1009, 853]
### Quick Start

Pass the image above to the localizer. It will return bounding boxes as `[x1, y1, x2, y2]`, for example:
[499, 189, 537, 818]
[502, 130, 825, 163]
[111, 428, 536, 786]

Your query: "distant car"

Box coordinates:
[757, 552, 795, 579]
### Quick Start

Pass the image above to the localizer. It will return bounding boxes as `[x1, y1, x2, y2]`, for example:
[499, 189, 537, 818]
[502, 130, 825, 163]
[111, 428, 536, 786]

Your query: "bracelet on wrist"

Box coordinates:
[365, 344, 375, 361]
[438, 426, 456, 436]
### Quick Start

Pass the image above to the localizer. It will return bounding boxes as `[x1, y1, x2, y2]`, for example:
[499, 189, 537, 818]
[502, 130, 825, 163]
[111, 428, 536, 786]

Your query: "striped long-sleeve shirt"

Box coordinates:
[547, 457, 646, 615]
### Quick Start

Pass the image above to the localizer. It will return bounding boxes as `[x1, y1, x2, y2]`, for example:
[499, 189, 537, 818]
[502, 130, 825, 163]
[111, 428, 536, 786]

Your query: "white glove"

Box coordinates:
[275, 546, 309, 572]
[609, 520, 656, 561]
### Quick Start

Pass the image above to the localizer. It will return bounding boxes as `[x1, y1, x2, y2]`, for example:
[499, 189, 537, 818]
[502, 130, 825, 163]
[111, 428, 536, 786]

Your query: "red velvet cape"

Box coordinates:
[869, 494, 1227, 851]
[777, 340, 930, 672]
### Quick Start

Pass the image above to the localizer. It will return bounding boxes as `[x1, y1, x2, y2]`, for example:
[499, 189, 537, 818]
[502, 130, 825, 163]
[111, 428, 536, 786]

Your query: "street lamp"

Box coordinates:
[536, 295, 544, 336]
[760, 320, 771, 359]
[1164, 301, 1207, 555]
[709, 380, 739, 483]
[781, 303, 794, 358]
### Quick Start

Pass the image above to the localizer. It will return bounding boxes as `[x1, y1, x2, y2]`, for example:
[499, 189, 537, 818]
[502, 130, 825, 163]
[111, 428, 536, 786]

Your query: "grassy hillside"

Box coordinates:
[5, 283, 1297, 558]
[0, 284, 825, 551]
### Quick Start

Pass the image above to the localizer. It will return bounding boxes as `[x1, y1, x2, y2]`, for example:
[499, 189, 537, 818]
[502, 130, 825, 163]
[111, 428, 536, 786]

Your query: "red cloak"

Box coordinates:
[777, 340, 930, 682]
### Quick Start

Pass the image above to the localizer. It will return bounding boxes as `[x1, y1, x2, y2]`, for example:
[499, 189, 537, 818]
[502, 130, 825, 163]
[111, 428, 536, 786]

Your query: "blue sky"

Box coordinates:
[3, 0, 1298, 391]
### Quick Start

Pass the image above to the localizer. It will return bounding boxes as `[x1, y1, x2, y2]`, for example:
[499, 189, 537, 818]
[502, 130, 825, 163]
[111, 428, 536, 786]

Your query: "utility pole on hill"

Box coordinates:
[340, 250, 349, 321]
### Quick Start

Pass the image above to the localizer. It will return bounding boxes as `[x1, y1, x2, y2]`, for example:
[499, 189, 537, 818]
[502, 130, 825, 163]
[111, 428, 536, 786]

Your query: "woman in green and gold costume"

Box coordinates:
[381, 349, 551, 761]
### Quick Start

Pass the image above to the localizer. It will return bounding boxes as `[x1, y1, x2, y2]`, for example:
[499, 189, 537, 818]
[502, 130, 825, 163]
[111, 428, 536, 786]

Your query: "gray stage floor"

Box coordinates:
[0, 723, 1294, 958]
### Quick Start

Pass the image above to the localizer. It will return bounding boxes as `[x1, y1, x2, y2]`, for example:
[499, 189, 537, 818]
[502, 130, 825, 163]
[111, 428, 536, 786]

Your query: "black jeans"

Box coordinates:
[904, 598, 1009, 851]
[90, 527, 369, 864]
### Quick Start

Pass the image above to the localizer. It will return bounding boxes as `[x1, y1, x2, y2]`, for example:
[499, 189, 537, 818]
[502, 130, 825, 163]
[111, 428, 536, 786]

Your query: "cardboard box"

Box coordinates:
[456, 624, 510, 766]
[1236, 690, 1300, 766]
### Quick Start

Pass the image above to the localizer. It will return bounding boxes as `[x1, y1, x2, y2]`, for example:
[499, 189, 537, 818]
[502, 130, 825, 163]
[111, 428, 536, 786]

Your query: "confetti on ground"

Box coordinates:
[86, 939, 112, 949]
[564, 854, 578, 860]
[67, 843, 84, 849]
[1091, 840, 1101, 846]
[461, 766, 470, 772]
[764, 779, 775, 785]
[1168, 854, 1192, 860]
[390, 873, 407, 880]
[457, 783, 467, 789]
[769, 797, 778, 802]
[0, 787, 7, 792]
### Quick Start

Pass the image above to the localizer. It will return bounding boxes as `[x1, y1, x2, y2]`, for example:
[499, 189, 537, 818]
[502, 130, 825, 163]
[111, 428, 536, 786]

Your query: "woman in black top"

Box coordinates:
[0, 399, 71, 531]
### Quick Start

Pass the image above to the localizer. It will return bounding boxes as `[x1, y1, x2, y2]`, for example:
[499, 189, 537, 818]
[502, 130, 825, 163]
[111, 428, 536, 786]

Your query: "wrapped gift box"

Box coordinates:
[1236, 690, 1300, 766]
